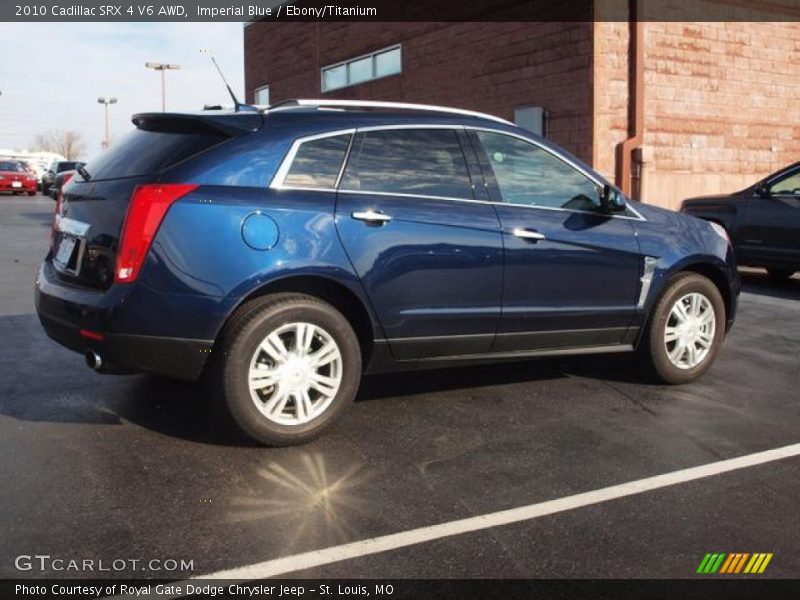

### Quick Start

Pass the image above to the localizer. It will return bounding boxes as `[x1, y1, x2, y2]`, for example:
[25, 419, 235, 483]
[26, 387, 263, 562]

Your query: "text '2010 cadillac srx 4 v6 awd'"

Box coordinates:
[36, 100, 739, 445]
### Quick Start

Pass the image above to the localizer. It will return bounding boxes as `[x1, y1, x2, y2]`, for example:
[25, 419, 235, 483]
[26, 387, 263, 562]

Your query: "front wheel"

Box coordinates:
[210, 293, 362, 446]
[640, 273, 725, 384]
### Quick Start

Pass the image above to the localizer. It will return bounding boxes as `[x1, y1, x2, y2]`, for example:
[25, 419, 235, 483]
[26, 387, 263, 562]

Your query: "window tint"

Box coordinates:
[283, 134, 351, 189]
[769, 170, 800, 195]
[0, 161, 23, 171]
[476, 131, 601, 211]
[340, 129, 473, 199]
[84, 128, 226, 181]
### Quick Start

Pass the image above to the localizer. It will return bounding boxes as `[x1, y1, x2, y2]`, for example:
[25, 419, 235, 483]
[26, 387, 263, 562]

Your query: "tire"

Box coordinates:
[767, 268, 795, 281]
[27, 191, 36, 197]
[640, 273, 726, 384]
[208, 293, 362, 446]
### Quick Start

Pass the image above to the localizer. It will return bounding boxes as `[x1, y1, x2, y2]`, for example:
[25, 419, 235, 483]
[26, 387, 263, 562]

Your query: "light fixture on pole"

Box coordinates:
[145, 62, 181, 112]
[97, 97, 117, 150]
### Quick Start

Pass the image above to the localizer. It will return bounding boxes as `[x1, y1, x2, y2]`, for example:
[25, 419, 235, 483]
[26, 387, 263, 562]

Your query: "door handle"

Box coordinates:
[352, 210, 392, 224]
[512, 227, 546, 242]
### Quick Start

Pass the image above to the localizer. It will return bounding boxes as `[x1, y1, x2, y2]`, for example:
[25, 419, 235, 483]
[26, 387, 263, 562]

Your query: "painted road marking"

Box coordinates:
[190, 442, 800, 581]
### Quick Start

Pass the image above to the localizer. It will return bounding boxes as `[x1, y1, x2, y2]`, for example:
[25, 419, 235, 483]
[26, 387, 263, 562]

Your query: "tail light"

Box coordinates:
[115, 183, 198, 283]
[51, 172, 75, 246]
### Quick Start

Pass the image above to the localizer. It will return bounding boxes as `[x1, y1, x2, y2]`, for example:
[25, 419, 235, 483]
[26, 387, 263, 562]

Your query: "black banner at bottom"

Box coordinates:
[4, 579, 800, 600]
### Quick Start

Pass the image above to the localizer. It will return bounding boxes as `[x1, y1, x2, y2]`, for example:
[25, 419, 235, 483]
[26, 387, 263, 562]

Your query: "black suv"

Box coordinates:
[681, 162, 800, 280]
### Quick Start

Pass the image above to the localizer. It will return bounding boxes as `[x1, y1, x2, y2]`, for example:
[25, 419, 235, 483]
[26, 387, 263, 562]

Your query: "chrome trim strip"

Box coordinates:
[389, 326, 632, 343]
[269, 128, 355, 190]
[268, 99, 513, 125]
[339, 188, 481, 204]
[413, 344, 635, 363]
[637, 256, 658, 309]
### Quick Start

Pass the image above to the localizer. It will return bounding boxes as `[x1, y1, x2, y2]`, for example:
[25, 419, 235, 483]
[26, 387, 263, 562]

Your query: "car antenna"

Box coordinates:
[201, 49, 257, 112]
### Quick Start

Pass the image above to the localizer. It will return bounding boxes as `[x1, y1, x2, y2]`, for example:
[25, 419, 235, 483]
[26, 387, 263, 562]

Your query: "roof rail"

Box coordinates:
[265, 99, 513, 125]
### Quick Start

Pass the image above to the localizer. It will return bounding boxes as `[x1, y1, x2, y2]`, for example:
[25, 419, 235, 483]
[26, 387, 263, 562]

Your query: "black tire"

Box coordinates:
[767, 268, 795, 281]
[639, 273, 726, 384]
[208, 293, 361, 446]
[27, 191, 36, 197]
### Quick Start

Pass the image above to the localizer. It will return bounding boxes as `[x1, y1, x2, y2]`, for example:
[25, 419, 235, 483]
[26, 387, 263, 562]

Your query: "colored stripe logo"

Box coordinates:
[696, 552, 773, 574]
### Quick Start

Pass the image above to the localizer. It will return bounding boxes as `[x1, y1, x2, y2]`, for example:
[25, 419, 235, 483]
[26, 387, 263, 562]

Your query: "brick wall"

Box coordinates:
[245, 22, 595, 163]
[594, 18, 800, 209]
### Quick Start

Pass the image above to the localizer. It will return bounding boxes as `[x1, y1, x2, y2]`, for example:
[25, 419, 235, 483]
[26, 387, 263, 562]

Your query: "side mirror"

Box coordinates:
[602, 184, 627, 213]
[755, 184, 770, 198]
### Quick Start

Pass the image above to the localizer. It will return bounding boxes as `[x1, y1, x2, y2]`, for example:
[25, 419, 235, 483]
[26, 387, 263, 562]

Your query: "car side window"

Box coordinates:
[340, 128, 474, 199]
[476, 131, 602, 211]
[283, 134, 352, 189]
[769, 170, 800, 196]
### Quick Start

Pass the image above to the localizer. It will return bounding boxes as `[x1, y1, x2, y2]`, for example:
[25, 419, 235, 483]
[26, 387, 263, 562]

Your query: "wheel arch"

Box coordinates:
[222, 274, 379, 366]
[676, 261, 732, 325]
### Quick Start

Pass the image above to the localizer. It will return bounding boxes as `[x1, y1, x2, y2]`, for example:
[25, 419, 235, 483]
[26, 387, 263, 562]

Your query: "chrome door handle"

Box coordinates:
[512, 227, 546, 241]
[352, 210, 392, 224]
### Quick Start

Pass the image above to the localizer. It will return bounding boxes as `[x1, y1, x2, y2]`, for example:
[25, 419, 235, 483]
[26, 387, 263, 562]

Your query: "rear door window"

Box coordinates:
[82, 128, 227, 181]
[282, 134, 352, 189]
[340, 128, 474, 199]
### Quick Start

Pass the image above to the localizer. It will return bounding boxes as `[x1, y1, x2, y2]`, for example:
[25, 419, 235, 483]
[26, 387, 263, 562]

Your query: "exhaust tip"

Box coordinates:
[85, 350, 103, 371]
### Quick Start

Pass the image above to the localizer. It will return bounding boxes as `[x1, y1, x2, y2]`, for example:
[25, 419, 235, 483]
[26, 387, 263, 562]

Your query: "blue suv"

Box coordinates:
[36, 100, 739, 445]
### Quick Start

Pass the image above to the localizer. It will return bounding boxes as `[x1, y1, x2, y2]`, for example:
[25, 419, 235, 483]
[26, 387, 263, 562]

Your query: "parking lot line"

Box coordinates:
[195, 442, 800, 580]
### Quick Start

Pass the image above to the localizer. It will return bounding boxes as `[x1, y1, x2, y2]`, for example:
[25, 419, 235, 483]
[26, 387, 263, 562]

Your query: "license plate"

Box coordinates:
[55, 236, 77, 267]
[11, 181, 22, 188]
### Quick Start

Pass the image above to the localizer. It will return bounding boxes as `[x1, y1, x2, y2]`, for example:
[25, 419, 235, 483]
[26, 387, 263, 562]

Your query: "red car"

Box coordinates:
[0, 160, 37, 196]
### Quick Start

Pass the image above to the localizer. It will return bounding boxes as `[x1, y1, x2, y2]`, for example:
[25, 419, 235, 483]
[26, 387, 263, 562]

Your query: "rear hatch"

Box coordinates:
[51, 111, 261, 290]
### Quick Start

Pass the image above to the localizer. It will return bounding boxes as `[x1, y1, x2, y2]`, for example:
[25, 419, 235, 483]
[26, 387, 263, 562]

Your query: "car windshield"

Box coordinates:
[0, 161, 23, 171]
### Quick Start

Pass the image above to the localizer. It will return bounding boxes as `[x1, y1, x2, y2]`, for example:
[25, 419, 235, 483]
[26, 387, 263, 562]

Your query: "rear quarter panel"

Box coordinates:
[138, 186, 375, 340]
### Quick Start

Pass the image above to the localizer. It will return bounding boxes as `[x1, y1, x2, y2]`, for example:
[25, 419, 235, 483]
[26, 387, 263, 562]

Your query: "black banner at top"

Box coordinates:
[2, 0, 800, 22]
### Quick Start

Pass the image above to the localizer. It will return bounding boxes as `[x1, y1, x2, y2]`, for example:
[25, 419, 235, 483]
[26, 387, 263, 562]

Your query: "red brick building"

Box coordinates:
[244, 11, 800, 209]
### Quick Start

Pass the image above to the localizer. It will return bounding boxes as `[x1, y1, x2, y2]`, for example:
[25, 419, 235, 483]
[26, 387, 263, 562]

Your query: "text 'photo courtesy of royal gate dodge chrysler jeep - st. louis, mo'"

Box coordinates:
[35, 99, 738, 446]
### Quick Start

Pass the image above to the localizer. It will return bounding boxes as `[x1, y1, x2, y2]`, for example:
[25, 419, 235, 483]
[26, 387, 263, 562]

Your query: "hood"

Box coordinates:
[679, 186, 753, 210]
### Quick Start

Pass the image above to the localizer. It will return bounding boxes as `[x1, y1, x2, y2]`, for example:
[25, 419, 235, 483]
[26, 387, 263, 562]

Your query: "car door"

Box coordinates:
[468, 129, 642, 353]
[335, 126, 504, 359]
[739, 167, 800, 267]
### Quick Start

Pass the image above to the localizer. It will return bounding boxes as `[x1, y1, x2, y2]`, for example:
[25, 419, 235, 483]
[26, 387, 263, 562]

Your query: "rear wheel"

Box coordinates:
[209, 293, 361, 446]
[767, 268, 795, 281]
[640, 273, 725, 384]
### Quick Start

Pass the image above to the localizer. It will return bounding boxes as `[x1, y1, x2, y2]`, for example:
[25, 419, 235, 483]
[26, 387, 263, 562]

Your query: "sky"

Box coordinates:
[0, 23, 245, 162]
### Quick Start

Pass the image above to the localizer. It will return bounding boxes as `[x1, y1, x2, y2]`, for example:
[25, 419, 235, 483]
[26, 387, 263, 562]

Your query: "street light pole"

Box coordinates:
[97, 97, 118, 150]
[145, 62, 181, 112]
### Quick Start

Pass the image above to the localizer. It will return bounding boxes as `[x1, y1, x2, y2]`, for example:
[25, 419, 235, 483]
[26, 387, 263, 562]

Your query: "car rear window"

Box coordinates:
[56, 162, 78, 172]
[0, 161, 23, 171]
[82, 128, 226, 180]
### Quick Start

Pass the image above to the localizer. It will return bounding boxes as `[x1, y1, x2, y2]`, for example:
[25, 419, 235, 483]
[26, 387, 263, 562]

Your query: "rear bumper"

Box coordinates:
[35, 262, 213, 380]
[0, 180, 36, 192]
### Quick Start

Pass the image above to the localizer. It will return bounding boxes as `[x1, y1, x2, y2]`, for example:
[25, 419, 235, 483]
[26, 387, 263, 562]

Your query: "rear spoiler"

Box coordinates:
[131, 112, 263, 136]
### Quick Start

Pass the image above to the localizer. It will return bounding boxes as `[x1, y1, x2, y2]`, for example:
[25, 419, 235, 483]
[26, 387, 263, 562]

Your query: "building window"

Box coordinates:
[254, 85, 270, 106]
[321, 45, 402, 92]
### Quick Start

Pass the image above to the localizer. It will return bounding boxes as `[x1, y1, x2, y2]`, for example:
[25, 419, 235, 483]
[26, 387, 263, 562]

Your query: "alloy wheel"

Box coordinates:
[248, 322, 343, 425]
[663, 292, 716, 370]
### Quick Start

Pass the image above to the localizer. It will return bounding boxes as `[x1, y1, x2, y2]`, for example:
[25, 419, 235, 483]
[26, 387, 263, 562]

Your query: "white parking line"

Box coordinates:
[189, 442, 800, 581]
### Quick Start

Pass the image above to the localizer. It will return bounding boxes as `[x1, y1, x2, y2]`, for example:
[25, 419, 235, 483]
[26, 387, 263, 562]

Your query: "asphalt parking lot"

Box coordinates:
[1, 195, 799, 580]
